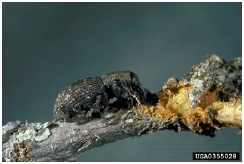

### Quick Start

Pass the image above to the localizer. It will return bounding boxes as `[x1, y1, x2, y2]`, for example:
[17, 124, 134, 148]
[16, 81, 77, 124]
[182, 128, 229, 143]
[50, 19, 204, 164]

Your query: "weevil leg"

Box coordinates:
[136, 87, 148, 104]
[111, 80, 141, 105]
[71, 107, 81, 113]
[111, 80, 123, 98]
[87, 93, 109, 118]
[94, 93, 109, 108]
[127, 96, 135, 108]
[86, 107, 102, 118]
[122, 86, 141, 104]
[86, 108, 95, 118]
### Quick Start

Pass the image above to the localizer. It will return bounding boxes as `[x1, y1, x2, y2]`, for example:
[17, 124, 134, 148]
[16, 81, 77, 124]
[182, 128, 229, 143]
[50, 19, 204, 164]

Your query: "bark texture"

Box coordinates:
[2, 55, 242, 162]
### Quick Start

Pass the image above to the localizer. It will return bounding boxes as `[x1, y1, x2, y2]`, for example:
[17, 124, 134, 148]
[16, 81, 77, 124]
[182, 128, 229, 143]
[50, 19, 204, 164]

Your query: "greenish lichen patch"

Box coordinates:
[16, 129, 36, 142]
[15, 126, 51, 143]
[125, 119, 134, 123]
[43, 122, 50, 128]
[34, 128, 51, 142]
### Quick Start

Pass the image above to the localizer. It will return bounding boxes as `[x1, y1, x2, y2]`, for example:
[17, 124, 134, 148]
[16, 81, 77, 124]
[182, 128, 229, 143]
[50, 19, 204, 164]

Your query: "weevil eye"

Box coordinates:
[60, 104, 65, 110]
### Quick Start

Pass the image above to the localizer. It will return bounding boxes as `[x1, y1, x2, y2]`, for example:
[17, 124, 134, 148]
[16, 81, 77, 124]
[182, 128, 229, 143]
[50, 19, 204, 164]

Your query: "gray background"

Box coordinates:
[3, 2, 242, 162]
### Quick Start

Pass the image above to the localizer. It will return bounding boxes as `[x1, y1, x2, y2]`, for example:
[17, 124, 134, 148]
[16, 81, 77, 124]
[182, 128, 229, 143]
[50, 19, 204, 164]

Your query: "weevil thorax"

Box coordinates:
[101, 71, 133, 90]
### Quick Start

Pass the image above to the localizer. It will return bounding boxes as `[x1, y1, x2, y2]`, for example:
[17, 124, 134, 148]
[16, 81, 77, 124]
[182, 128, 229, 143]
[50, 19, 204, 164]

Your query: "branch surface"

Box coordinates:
[2, 55, 242, 162]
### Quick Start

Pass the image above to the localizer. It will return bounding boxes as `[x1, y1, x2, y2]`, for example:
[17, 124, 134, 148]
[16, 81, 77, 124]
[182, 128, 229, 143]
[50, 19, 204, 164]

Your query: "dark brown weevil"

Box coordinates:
[53, 71, 147, 121]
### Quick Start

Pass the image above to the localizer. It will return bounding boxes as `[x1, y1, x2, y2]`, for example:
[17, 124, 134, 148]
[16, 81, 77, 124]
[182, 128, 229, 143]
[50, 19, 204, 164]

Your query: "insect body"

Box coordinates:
[53, 71, 147, 121]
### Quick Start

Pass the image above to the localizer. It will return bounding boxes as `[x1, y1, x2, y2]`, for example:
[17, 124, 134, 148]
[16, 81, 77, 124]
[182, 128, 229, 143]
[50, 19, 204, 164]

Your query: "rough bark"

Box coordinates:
[2, 55, 242, 162]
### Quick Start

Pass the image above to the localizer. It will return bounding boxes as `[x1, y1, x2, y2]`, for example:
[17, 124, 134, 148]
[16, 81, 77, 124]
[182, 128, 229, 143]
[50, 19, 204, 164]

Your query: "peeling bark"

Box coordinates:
[2, 55, 242, 162]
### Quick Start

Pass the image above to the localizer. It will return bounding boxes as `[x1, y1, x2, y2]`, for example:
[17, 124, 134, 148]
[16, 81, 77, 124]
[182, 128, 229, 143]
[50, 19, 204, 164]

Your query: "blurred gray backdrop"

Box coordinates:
[3, 2, 242, 162]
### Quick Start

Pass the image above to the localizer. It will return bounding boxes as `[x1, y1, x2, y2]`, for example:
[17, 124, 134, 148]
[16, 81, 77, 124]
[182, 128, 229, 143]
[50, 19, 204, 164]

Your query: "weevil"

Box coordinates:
[53, 71, 147, 121]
